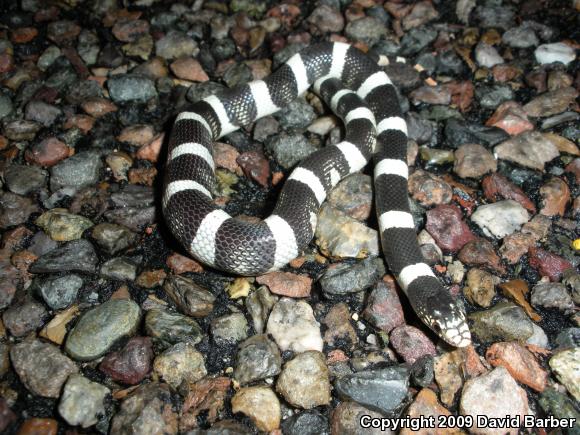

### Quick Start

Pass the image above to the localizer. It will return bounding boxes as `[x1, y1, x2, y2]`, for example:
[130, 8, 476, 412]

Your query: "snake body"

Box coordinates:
[162, 42, 471, 347]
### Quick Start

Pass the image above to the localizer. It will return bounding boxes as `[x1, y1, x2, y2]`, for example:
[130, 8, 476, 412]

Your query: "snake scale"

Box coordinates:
[162, 41, 471, 347]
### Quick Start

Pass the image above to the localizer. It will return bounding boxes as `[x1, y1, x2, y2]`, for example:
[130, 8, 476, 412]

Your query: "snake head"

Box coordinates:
[408, 283, 472, 348]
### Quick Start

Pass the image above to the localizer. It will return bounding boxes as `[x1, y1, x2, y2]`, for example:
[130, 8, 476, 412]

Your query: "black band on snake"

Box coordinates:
[162, 41, 472, 348]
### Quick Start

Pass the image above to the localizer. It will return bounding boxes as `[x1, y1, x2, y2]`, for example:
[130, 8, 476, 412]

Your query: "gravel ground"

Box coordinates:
[0, 0, 579, 434]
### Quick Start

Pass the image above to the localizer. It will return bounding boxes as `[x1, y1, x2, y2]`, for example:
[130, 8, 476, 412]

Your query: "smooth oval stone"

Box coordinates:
[65, 299, 141, 361]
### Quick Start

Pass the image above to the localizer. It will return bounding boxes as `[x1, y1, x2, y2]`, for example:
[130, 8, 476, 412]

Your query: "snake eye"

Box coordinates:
[431, 323, 442, 334]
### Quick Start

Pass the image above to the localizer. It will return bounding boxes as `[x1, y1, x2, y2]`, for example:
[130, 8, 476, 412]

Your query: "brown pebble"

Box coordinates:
[118, 125, 155, 146]
[408, 169, 452, 206]
[528, 247, 573, 282]
[170, 57, 209, 82]
[63, 114, 95, 133]
[128, 167, 157, 186]
[25, 137, 71, 167]
[213, 142, 240, 174]
[486, 342, 547, 392]
[112, 19, 149, 42]
[237, 151, 270, 188]
[17, 418, 58, 435]
[458, 238, 506, 275]
[256, 272, 312, 298]
[539, 177, 570, 216]
[401, 388, 454, 435]
[135, 269, 167, 289]
[81, 97, 118, 118]
[166, 252, 203, 274]
[135, 133, 164, 162]
[11, 27, 38, 44]
[486, 101, 534, 136]
[482, 173, 536, 213]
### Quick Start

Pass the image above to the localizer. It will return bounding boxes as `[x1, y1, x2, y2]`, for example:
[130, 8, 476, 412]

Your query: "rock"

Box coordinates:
[471, 200, 529, 238]
[486, 101, 534, 136]
[36, 209, 93, 241]
[408, 170, 452, 206]
[231, 386, 280, 432]
[246, 286, 278, 333]
[153, 342, 206, 389]
[458, 238, 505, 274]
[331, 401, 394, 435]
[445, 118, 509, 149]
[112, 19, 149, 42]
[327, 173, 372, 220]
[531, 282, 575, 313]
[419, 146, 455, 165]
[0, 192, 39, 228]
[524, 87, 579, 118]
[144, 309, 203, 350]
[25, 100, 62, 126]
[401, 388, 454, 435]
[162, 274, 215, 317]
[10, 339, 78, 398]
[344, 16, 387, 46]
[234, 334, 281, 385]
[469, 302, 534, 342]
[410, 355, 435, 388]
[211, 312, 248, 345]
[4, 164, 47, 195]
[410, 85, 451, 105]
[463, 268, 497, 307]
[495, 131, 560, 170]
[0, 398, 16, 433]
[539, 177, 570, 216]
[100, 257, 138, 281]
[390, 325, 437, 364]
[482, 173, 536, 213]
[323, 303, 357, 349]
[276, 97, 316, 130]
[528, 247, 573, 281]
[307, 5, 344, 34]
[266, 298, 323, 353]
[99, 337, 154, 385]
[58, 374, 109, 428]
[475, 42, 503, 68]
[535, 42, 576, 66]
[65, 299, 141, 361]
[0, 93, 13, 120]
[538, 388, 580, 435]
[527, 323, 549, 349]
[35, 274, 83, 309]
[169, 57, 208, 82]
[166, 252, 203, 275]
[549, 348, 580, 401]
[107, 75, 157, 102]
[17, 418, 58, 435]
[315, 204, 379, 259]
[91, 223, 136, 254]
[486, 342, 547, 391]
[50, 150, 103, 191]
[434, 350, 465, 406]
[363, 280, 405, 333]
[334, 367, 409, 416]
[276, 351, 331, 409]
[256, 272, 311, 298]
[266, 133, 317, 169]
[319, 257, 385, 297]
[25, 137, 71, 167]
[502, 26, 539, 48]
[282, 410, 330, 435]
[110, 383, 178, 435]
[460, 367, 529, 435]
[476, 85, 514, 110]
[400, 27, 437, 56]
[454, 143, 497, 178]
[426, 205, 476, 252]
[2, 300, 47, 337]
[30, 239, 98, 274]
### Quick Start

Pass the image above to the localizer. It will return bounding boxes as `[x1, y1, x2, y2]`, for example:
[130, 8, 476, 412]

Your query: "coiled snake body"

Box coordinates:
[163, 42, 471, 347]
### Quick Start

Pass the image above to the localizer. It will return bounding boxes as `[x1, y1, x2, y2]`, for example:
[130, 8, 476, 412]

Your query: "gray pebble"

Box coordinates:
[30, 239, 98, 274]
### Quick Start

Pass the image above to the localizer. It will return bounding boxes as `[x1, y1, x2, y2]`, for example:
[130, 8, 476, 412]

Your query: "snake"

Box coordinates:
[162, 42, 471, 348]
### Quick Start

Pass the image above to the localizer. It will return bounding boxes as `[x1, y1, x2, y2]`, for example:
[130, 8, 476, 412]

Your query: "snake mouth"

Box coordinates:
[440, 320, 472, 348]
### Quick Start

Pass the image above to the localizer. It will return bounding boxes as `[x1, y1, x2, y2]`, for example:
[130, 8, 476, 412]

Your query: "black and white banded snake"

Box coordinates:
[162, 41, 471, 348]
